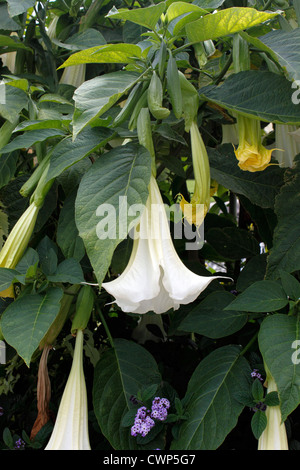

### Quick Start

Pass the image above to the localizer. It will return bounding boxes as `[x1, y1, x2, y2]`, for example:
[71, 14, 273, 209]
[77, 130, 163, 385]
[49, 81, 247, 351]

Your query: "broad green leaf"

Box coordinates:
[200, 71, 300, 124]
[14, 119, 69, 132]
[0, 4, 21, 30]
[59, 44, 142, 68]
[52, 28, 106, 52]
[165, 2, 208, 35]
[0, 34, 30, 50]
[170, 345, 251, 450]
[0, 267, 18, 291]
[266, 158, 300, 280]
[178, 291, 247, 338]
[258, 313, 300, 421]
[15, 247, 39, 276]
[241, 28, 300, 82]
[45, 127, 114, 183]
[56, 190, 85, 262]
[236, 254, 267, 292]
[185, 7, 277, 43]
[208, 145, 285, 209]
[106, 2, 166, 30]
[206, 226, 260, 260]
[0, 84, 28, 122]
[72, 71, 139, 138]
[0, 287, 64, 366]
[225, 280, 288, 312]
[6, 0, 35, 17]
[75, 142, 151, 286]
[193, 0, 225, 8]
[0, 152, 18, 189]
[37, 236, 58, 276]
[280, 271, 300, 301]
[46, 258, 84, 284]
[93, 338, 162, 450]
[251, 410, 267, 440]
[1, 128, 66, 153]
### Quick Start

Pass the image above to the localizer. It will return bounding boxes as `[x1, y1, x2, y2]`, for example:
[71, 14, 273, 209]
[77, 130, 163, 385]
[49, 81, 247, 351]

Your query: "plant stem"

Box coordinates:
[96, 301, 114, 348]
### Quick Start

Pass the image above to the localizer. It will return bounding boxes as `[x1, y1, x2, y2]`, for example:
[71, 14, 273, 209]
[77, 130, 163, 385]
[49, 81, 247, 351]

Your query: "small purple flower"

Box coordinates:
[130, 396, 171, 438]
[0, 406, 3, 416]
[251, 369, 264, 382]
[14, 438, 25, 450]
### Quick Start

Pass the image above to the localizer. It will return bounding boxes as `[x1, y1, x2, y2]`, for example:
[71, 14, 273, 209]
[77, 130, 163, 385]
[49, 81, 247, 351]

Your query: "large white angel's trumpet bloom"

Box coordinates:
[45, 329, 91, 450]
[258, 373, 288, 450]
[102, 176, 225, 314]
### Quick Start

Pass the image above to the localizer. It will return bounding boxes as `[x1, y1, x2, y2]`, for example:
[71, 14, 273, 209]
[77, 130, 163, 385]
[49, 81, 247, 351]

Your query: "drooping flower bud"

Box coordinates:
[258, 370, 288, 450]
[179, 120, 211, 227]
[45, 329, 91, 450]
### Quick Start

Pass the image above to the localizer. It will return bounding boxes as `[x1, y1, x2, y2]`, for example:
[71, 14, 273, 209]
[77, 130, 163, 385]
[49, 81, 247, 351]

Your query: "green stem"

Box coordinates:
[240, 330, 259, 357]
[96, 301, 114, 348]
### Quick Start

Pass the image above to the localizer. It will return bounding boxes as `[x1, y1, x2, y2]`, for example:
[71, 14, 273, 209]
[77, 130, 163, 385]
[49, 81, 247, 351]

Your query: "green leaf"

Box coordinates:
[236, 254, 267, 292]
[93, 338, 162, 450]
[251, 410, 267, 440]
[0, 287, 64, 366]
[0, 84, 28, 123]
[178, 291, 247, 338]
[46, 258, 84, 284]
[75, 142, 151, 286]
[1, 129, 66, 153]
[0, 152, 18, 189]
[52, 28, 106, 52]
[15, 247, 39, 276]
[208, 145, 285, 209]
[0, 267, 18, 291]
[14, 119, 69, 132]
[45, 127, 114, 183]
[72, 71, 139, 138]
[185, 7, 277, 43]
[266, 159, 300, 280]
[280, 271, 300, 301]
[251, 378, 264, 402]
[264, 391, 280, 407]
[165, 2, 209, 35]
[37, 236, 58, 276]
[59, 44, 142, 68]
[0, 34, 30, 51]
[0, 4, 21, 30]
[241, 28, 300, 82]
[6, 0, 35, 17]
[106, 2, 167, 30]
[200, 71, 300, 125]
[56, 190, 85, 262]
[206, 226, 260, 260]
[170, 345, 251, 450]
[225, 280, 288, 312]
[258, 313, 300, 421]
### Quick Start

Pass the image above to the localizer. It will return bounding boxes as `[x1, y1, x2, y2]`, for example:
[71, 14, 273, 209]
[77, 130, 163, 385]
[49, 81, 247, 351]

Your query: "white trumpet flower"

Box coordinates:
[45, 329, 91, 450]
[274, 124, 300, 168]
[102, 176, 225, 314]
[258, 373, 288, 451]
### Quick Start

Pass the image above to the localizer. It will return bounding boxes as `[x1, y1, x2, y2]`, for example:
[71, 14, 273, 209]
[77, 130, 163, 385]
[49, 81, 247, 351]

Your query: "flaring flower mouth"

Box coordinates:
[234, 143, 274, 172]
[102, 175, 227, 315]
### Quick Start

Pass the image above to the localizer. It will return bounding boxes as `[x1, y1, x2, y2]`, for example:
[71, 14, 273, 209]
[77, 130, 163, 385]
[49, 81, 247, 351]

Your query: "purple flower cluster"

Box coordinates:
[0, 406, 3, 417]
[251, 369, 264, 382]
[131, 397, 170, 438]
[14, 438, 25, 450]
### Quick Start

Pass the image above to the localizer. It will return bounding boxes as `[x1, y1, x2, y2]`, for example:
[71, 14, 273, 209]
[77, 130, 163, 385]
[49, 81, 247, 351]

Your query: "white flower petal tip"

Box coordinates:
[44, 330, 91, 450]
[102, 176, 230, 315]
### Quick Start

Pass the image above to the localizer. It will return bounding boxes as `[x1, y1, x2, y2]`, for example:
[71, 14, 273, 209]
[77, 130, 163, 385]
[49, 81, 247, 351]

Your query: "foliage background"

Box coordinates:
[0, 0, 300, 451]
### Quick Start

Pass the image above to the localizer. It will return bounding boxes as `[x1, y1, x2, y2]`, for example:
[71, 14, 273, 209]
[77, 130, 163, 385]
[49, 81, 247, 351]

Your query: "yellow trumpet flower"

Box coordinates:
[234, 115, 274, 172]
